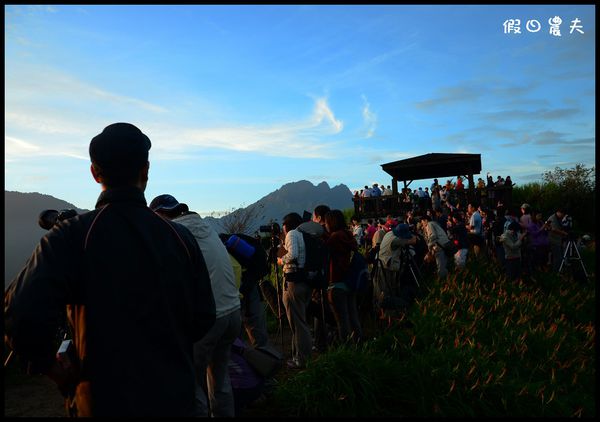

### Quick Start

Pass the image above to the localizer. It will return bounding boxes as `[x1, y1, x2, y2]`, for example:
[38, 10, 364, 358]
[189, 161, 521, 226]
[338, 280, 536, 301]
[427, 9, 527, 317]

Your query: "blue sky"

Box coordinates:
[5, 5, 595, 215]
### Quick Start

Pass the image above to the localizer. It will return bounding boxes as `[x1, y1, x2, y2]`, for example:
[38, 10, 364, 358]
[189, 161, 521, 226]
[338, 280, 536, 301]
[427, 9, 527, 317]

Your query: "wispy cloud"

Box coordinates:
[313, 98, 343, 133]
[361, 95, 377, 139]
[5, 136, 41, 155]
[170, 97, 343, 159]
[415, 83, 482, 110]
[332, 44, 418, 87]
[479, 108, 580, 123]
[6, 62, 346, 160]
[7, 65, 168, 116]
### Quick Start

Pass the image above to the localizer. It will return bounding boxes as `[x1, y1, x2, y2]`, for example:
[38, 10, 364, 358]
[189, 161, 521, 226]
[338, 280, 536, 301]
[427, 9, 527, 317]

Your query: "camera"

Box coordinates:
[259, 222, 281, 237]
[38, 209, 78, 230]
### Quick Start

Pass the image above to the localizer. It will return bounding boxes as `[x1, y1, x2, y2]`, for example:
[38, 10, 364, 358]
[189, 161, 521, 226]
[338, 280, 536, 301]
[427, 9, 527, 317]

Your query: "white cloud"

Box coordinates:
[313, 98, 343, 133]
[361, 95, 377, 139]
[6, 65, 168, 118]
[6, 70, 345, 161]
[5, 136, 41, 155]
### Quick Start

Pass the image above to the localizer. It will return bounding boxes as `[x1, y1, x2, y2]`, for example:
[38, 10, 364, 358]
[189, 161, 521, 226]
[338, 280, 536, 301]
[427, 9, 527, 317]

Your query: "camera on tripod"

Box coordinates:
[259, 222, 281, 236]
[38, 209, 78, 230]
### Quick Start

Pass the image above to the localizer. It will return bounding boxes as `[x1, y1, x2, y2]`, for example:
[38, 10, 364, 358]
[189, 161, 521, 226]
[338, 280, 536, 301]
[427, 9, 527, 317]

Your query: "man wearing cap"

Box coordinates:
[150, 194, 241, 417]
[4, 123, 216, 417]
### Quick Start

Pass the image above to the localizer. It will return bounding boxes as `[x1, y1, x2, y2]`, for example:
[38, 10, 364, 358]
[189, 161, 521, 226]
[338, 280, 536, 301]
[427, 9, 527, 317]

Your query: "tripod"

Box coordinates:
[398, 246, 421, 289]
[558, 237, 589, 281]
[267, 234, 285, 352]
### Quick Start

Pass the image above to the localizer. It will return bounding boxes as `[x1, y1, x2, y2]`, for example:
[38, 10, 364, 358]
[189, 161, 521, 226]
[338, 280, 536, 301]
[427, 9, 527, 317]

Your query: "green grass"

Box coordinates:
[270, 250, 596, 417]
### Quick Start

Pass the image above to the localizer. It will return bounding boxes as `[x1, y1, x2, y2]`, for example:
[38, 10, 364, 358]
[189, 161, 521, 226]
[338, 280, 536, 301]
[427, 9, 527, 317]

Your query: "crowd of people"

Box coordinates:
[3, 122, 591, 418]
[353, 174, 516, 215]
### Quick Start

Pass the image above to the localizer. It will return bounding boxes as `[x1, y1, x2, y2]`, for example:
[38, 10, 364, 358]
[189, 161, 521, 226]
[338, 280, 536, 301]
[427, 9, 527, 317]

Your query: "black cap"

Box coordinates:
[149, 194, 189, 214]
[89, 123, 151, 168]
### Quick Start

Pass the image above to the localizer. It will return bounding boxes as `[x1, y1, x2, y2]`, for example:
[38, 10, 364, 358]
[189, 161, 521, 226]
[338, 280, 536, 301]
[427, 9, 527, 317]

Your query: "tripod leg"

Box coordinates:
[275, 267, 285, 353]
[558, 242, 570, 274]
[570, 241, 589, 279]
[409, 264, 420, 289]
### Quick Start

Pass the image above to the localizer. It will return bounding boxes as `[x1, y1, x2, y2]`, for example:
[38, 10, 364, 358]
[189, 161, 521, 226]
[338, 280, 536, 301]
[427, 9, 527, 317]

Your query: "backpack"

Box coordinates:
[225, 233, 269, 282]
[342, 250, 370, 292]
[301, 231, 328, 289]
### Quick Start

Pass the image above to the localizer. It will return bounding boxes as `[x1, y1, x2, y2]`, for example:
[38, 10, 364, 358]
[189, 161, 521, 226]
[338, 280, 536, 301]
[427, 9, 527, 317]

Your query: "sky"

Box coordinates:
[5, 5, 596, 215]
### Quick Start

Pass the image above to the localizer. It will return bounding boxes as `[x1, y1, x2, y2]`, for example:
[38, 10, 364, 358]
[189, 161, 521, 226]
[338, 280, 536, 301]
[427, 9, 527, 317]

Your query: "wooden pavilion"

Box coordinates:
[352, 153, 512, 219]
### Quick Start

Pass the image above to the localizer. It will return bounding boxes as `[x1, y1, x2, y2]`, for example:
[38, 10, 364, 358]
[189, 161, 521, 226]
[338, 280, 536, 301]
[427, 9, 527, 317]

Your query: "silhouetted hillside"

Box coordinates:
[4, 191, 89, 288]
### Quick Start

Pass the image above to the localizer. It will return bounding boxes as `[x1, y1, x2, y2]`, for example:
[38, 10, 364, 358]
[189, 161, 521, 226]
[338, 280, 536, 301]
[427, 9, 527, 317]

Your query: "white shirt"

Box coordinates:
[281, 229, 306, 273]
[469, 211, 483, 236]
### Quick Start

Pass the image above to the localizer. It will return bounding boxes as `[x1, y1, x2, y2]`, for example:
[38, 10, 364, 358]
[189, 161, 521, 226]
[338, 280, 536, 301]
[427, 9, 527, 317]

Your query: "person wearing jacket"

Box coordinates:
[420, 214, 448, 279]
[500, 221, 527, 281]
[4, 123, 216, 417]
[324, 209, 362, 344]
[150, 194, 241, 417]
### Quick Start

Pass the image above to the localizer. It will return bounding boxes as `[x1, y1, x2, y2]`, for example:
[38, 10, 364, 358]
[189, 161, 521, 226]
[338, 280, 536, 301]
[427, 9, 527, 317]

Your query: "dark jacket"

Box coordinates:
[449, 222, 469, 250]
[326, 229, 357, 283]
[4, 187, 216, 417]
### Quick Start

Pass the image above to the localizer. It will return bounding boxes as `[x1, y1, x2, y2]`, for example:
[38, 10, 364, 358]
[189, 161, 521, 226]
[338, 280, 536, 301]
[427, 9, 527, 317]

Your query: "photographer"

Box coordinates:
[150, 194, 240, 417]
[546, 207, 569, 272]
[499, 222, 526, 281]
[4, 123, 216, 417]
[277, 212, 311, 369]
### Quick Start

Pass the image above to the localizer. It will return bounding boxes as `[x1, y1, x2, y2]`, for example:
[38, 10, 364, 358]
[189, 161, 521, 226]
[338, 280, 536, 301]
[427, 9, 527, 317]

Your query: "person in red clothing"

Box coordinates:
[324, 209, 362, 344]
[364, 218, 378, 251]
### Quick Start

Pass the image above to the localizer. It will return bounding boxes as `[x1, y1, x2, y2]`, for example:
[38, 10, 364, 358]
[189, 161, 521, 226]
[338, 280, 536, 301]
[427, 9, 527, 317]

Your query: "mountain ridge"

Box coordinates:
[4, 181, 353, 286]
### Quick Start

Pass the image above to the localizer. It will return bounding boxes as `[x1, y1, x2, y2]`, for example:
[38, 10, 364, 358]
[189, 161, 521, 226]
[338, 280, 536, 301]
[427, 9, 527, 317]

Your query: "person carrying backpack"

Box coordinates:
[220, 232, 281, 361]
[297, 205, 334, 352]
[324, 210, 363, 344]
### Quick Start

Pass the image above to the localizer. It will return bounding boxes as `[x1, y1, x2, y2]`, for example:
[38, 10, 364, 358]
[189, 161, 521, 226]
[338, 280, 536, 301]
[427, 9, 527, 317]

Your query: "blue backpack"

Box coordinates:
[342, 250, 370, 292]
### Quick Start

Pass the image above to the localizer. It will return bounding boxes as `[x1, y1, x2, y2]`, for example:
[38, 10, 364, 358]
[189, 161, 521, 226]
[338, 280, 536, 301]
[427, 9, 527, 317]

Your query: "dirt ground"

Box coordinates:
[3, 306, 380, 417]
[3, 322, 295, 418]
[4, 359, 66, 417]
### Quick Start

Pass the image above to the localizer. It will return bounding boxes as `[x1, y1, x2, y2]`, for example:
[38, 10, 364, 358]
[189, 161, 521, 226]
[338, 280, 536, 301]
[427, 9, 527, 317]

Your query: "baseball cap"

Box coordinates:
[149, 194, 189, 214]
[89, 122, 151, 168]
[521, 203, 530, 210]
